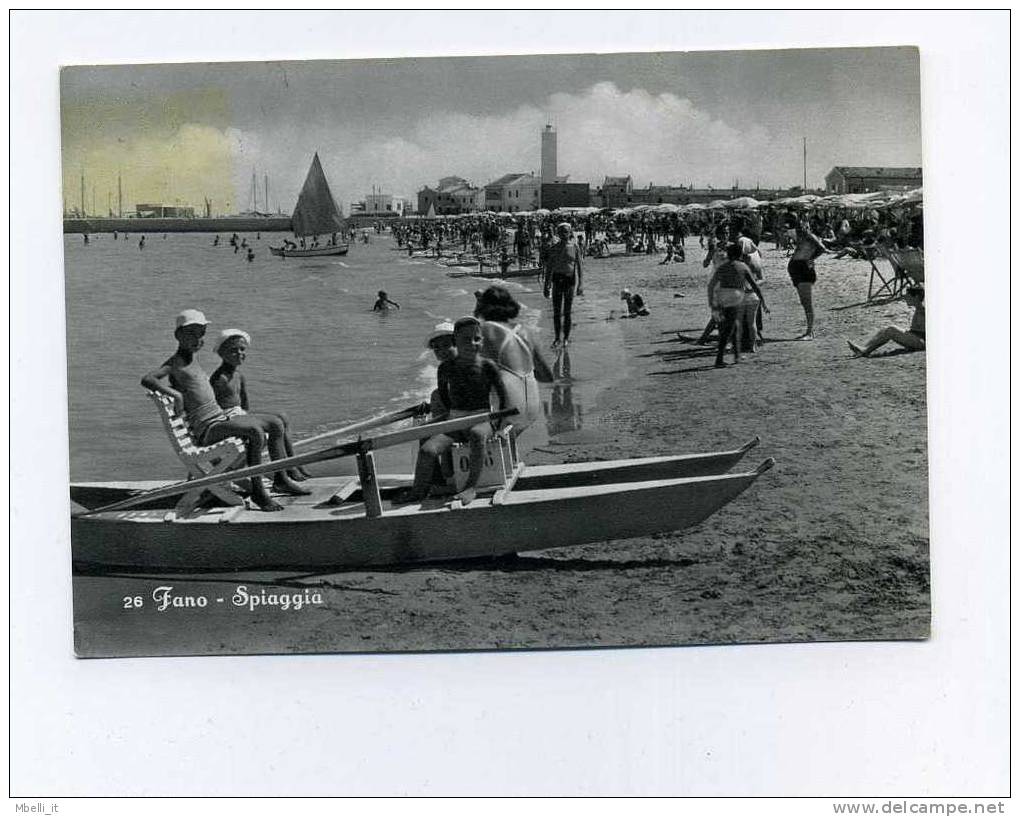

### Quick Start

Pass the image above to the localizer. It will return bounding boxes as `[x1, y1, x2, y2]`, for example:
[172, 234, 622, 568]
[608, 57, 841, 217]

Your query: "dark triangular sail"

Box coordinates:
[291, 153, 345, 238]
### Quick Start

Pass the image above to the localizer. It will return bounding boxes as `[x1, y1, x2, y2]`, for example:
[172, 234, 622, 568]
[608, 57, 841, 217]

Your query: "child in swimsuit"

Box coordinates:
[141, 310, 309, 512]
[209, 328, 311, 481]
[397, 316, 508, 506]
[423, 322, 457, 421]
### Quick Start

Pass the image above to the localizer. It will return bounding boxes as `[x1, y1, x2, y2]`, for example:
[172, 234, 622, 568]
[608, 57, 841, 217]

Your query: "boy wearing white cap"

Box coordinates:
[141, 310, 309, 512]
[210, 328, 311, 482]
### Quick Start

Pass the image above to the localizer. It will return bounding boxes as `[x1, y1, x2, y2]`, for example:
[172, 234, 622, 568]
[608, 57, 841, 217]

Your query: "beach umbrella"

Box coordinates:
[723, 196, 762, 209]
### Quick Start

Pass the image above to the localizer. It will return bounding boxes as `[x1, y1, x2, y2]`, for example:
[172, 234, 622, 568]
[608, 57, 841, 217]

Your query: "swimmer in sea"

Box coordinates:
[372, 290, 400, 311]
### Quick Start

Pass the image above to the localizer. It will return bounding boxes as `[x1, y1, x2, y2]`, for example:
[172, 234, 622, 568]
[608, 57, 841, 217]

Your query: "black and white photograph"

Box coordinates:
[11, 10, 1009, 799]
[63, 45, 930, 658]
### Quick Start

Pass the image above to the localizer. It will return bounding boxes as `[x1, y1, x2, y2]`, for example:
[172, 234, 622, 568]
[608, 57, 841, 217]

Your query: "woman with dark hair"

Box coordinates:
[474, 286, 554, 433]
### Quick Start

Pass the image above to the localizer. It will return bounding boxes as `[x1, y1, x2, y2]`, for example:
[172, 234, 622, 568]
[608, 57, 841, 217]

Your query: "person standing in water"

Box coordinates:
[543, 222, 584, 348]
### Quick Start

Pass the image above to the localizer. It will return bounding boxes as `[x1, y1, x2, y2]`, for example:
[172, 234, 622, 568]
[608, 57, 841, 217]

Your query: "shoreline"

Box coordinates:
[72, 240, 929, 656]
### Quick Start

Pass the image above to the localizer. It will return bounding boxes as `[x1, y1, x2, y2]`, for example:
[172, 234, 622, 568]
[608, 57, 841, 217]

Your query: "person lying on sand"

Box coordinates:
[141, 310, 310, 512]
[848, 286, 925, 358]
[209, 328, 311, 482]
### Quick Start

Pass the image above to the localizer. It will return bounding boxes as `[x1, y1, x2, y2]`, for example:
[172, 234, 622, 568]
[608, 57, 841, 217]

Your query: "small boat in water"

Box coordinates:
[446, 265, 543, 280]
[269, 153, 350, 259]
[69, 410, 772, 572]
[270, 244, 349, 258]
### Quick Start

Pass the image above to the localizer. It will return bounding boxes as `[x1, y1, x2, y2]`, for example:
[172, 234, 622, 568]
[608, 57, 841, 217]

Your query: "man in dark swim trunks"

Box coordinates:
[543, 222, 584, 347]
[788, 221, 827, 340]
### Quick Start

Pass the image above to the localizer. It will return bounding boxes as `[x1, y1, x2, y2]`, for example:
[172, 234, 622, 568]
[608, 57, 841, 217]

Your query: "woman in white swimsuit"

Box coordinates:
[474, 286, 553, 433]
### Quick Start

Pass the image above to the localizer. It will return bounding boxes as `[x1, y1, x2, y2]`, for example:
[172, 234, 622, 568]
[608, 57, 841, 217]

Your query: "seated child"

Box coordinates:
[423, 322, 456, 421]
[620, 289, 650, 317]
[209, 328, 311, 482]
[397, 316, 508, 506]
[373, 290, 400, 311]
[140, 310, 309, 513]
[848, 286, 926, 357]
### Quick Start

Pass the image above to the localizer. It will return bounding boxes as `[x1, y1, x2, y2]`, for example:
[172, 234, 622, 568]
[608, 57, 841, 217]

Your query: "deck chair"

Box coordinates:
[147, 390, 247, 516]
[869, 243, 924, 301]
[881, 244, 925, 287]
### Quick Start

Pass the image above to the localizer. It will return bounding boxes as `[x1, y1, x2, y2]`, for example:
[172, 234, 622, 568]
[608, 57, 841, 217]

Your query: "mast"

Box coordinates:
[80, 169, 85, 216]
[118, 171, 123, 217]
[803, 136, 807, 190]
[265, 173, 269, 214]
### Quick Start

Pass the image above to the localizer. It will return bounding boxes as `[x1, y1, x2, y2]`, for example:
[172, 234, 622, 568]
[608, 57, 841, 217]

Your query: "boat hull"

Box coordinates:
[70, 452, 771, 571]
[270, 245, 349, 258]
[446, 266, 542, 280]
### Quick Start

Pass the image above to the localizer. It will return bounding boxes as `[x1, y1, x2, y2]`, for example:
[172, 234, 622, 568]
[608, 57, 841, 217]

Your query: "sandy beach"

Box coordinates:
[73, 240, 929, 657]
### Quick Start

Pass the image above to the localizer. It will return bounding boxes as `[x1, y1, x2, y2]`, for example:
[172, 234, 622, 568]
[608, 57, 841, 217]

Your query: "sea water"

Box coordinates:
[63, 232, 623, 480]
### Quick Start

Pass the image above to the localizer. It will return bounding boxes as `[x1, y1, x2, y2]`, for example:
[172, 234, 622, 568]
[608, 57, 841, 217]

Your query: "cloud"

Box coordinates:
[65, 81, 795, 214]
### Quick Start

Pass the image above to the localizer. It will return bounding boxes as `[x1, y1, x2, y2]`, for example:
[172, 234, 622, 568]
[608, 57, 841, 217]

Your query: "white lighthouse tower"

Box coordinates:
[541, 124, 557, 183]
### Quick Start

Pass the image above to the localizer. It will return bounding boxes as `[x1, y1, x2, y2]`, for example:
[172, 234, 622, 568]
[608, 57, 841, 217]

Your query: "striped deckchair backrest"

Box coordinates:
[147, 390, 200, 458]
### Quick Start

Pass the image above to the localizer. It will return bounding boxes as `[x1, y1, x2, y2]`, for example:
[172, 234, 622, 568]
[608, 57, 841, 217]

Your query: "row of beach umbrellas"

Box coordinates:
[405, 188, 922, 220]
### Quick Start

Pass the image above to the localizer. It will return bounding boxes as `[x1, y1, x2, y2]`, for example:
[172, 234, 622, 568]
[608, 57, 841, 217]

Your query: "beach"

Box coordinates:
[72, 237, 929, 656]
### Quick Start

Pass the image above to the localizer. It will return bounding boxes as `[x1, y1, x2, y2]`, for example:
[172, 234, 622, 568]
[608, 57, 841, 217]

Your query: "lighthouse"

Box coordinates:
[541, 124, 557, 183]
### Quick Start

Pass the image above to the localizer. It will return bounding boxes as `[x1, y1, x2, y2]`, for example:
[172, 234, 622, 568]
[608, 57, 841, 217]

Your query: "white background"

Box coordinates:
[8, 10, 1011, 797]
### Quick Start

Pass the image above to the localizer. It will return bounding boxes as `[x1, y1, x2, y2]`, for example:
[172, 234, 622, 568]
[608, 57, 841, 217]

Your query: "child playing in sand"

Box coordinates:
[620, 289, 650, 317]
[141, 310, 310, 512]
[209, 328, 311, 482]
[848, 286, 925, 357]
[397, 316, 508, 506]
[373, 290, 400, 311]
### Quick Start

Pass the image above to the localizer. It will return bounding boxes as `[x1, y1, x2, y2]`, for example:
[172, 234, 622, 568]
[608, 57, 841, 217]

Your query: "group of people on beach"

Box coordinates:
[393, 286, 554, 506]
[142, 283, 554, 512]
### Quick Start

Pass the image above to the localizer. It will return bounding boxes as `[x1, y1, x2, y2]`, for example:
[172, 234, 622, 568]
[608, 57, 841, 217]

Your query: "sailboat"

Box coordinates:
[270, 153, 349, 258]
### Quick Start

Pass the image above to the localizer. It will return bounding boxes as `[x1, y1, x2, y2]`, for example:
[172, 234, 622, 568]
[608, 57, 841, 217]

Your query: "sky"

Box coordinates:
[60, 47, 922, 215]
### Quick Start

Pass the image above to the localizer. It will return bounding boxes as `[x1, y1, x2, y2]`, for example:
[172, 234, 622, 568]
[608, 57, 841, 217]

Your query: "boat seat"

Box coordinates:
[146, 390, 247, 517]
[445, 425, 519, 493]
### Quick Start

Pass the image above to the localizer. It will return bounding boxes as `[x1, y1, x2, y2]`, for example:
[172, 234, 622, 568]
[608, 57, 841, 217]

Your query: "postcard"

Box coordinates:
[62, 47, 928, 658]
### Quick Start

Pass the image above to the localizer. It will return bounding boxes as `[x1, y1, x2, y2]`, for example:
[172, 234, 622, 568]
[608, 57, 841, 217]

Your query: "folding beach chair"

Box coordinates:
[147, 390, 247, 516]
[868, 243, 925, 301]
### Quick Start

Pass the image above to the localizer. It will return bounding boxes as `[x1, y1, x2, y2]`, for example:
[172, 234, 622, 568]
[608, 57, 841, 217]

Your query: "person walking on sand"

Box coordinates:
[788, 220, 827, 340]
[543, 222, 584, 348]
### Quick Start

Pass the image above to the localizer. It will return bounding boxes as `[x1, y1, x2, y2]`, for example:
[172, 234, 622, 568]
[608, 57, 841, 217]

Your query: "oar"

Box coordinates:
[74, 408, 518, 518]
[292, 402, 429, 449]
